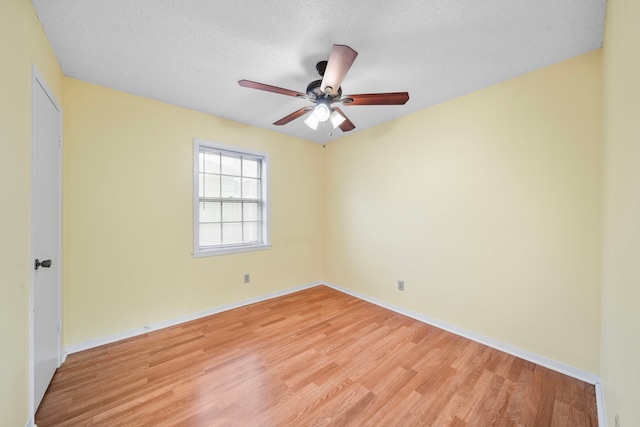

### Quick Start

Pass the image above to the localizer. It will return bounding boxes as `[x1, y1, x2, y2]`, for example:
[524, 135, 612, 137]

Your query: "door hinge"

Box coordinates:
[58, 136, 62, 148]
[58, 320, 62, 332]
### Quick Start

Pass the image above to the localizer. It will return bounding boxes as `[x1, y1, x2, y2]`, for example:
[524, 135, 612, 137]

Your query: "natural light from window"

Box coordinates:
[193, 140, 270, 257]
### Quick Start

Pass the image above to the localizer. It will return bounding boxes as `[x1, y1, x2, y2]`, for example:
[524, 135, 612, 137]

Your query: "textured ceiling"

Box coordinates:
[32, 0, 606, 144]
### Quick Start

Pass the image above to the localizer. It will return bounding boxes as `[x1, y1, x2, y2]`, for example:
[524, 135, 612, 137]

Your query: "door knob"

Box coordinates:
[34, 259, 52, 270]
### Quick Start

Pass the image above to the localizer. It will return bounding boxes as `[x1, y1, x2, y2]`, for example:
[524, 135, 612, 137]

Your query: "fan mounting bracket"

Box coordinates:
[316, 60, 328, 77]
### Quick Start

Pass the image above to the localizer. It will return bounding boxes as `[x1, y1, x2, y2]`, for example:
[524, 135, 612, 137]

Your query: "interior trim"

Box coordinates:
[63, 281, 605, 424]
[64, 281, 321, 356]
[595, 382, 608, 427]
[323, 282, 601, 385]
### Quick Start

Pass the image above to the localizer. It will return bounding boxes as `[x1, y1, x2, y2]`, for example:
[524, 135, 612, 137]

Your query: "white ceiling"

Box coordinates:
[32, 0, 606, 144]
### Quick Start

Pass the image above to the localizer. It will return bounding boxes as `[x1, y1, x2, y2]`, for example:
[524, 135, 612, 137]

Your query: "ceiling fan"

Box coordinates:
[238, 44, 409, 133]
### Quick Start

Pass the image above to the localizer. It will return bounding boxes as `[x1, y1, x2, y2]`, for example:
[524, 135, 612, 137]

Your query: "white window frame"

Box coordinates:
[193, 139, 271, 257]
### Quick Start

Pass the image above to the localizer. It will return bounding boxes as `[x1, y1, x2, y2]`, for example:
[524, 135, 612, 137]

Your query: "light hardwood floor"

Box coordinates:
[36, 285, 598, 426]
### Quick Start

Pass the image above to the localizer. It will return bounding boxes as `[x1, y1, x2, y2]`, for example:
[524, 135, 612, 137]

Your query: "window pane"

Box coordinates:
[243, 222, 260, 242]
[196, 142, 268, 254]
[222, 202, 242, 222]
[200, 223, 221, 246]
[243, 202, 259, 221]
[221, 155, 241, 176]
[221, 176, 241, 198]
[242, 178, 260, 199]
[222, 223, 243, 244]
[200, 202, 221, 222]
[203, 152, 220, 174]
[203, 174, 220, 198]
[242, 158, 259, 178]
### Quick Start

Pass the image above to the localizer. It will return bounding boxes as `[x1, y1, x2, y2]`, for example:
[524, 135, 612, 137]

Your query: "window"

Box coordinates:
[193, 140, 270, 257]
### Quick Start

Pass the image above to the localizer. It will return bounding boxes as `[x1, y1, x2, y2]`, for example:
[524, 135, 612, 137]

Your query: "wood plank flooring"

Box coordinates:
[36, 286, 598, 426]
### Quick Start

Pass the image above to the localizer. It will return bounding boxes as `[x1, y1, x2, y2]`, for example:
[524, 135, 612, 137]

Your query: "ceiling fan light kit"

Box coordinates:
[313, 101, 331, 122]
[330, 110, 346, 128]
[239, 44, 410, 135]
[304, 114, 319, 130]
[304, 107, 346, 131]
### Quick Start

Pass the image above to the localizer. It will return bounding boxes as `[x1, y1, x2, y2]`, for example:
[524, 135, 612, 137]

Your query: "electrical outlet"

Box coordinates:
[244, 274, 250, 284]
[398, 280, 405, 291]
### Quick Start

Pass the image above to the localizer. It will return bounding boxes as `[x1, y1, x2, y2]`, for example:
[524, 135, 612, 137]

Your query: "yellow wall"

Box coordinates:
[3, 0, 626, 423]
[0, 0, 63, 425]
[62, 78, 325, 345]
[602, 0, 640, 424]
[325, 51, 602, 374]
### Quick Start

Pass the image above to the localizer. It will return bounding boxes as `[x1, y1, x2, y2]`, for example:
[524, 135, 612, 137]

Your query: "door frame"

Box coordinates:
[29, 64, 63, 424]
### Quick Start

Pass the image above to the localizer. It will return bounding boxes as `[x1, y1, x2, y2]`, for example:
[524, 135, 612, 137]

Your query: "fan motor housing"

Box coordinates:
[306, 79, 342, 102]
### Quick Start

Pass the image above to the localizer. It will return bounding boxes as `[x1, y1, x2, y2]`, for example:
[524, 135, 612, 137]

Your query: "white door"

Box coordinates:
[31, 67, 62, 412]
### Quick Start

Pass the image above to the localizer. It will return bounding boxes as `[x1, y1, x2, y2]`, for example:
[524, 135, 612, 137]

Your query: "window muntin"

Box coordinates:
[194, 140, 269, 256]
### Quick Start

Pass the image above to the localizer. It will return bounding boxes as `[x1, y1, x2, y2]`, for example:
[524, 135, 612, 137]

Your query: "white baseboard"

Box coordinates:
[323, 282, 601, 386]
[595, 382, 607, 427]
[64, 281, 322, 356]
[66, 280, 601, 384]
[63, 280, 605, 424]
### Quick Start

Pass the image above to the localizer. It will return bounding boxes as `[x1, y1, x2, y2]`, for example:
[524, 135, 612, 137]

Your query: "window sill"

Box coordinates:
[193, 243, 272, 258]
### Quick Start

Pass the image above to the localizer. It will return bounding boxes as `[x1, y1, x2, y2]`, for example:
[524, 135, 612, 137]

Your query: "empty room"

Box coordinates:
[1, 0, 639, 426]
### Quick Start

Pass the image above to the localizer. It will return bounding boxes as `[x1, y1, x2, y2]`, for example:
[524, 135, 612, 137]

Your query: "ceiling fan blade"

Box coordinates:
[333, 107, 355, 132]
[239, 79, 307, 99]
[321, 45, 358, 96]
[341, 92, 410, 106]
[273, 106, 313, 126]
